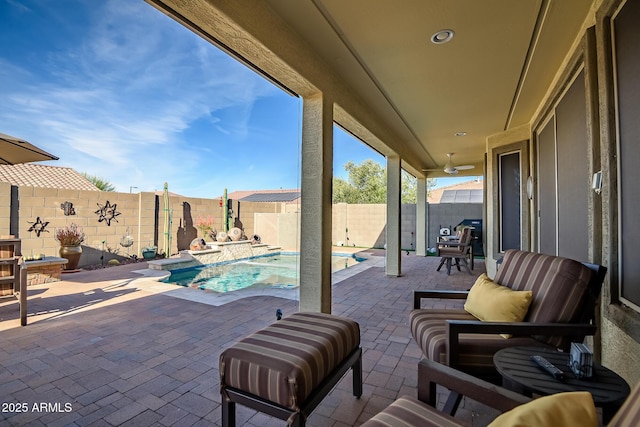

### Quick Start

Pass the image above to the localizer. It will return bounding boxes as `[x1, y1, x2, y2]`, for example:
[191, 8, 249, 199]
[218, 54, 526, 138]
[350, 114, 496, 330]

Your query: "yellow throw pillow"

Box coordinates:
[464, 273, 533, 338]
[488, 391, 598, 427]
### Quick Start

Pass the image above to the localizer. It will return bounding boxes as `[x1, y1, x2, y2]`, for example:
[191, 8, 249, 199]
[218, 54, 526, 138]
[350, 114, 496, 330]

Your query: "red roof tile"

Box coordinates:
[0, 164, 99, 191]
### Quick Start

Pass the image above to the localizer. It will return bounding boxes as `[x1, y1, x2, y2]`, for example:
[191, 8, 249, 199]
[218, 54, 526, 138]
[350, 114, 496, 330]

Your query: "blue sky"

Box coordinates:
[1, 0, 471, 197]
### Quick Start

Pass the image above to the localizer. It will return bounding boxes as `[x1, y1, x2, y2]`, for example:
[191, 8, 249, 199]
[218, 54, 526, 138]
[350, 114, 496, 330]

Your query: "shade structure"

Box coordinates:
[0, 132, 59, 165]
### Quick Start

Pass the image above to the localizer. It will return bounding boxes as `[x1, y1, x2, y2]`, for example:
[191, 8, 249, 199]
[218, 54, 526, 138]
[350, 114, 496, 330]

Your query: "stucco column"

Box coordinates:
[299, 93, 333, 313]
[386, 156, 401, 276]
[415, 177, 427, 256]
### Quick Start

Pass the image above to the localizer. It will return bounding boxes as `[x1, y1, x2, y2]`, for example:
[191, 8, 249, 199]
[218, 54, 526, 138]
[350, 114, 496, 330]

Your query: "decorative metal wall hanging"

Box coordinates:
[95, 200, 121, 226]
[120, 228, 134, 256]
[27, 216, 50, 237]
[60, 201, 76, 216]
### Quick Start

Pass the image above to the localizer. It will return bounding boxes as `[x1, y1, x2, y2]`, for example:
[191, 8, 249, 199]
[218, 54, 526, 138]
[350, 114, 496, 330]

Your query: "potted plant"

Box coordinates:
[195, 215, 216, 240]
[55, 223, 86, 270]
[141, 245, 158, 260]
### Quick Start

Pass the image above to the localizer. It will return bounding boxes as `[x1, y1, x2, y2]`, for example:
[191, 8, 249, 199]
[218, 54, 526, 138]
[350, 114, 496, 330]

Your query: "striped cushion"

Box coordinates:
[609, 381, 640, 427]
[410, 309, 546, 374]
[494, 250, 594, 348]
[219, 312, 360, 410]
[361, 395, 461, 427]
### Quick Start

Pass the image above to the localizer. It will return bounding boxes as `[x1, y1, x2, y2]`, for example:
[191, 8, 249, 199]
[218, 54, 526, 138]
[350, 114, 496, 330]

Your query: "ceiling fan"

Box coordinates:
[423, 153, 475, 175]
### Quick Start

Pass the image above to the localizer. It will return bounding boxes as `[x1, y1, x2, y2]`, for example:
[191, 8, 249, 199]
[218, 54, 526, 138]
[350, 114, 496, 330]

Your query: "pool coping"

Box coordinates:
[125, 250, 382, 307]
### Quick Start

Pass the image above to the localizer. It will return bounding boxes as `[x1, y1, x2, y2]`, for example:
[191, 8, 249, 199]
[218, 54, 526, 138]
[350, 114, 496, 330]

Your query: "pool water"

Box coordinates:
[162, 253, 363, 293]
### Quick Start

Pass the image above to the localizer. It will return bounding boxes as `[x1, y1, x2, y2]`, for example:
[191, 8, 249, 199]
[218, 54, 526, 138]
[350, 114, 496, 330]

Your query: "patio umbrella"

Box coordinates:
[0, 132, 59, 165]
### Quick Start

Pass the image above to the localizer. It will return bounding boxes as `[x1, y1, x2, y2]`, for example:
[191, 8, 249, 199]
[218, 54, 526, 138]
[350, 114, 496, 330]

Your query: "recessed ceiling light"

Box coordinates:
[431, 29, 454, 44]
[455, 131, 467, 137]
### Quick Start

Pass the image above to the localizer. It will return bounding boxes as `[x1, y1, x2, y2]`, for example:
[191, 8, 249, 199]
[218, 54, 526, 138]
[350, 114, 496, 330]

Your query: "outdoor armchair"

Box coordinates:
[362, 358, 640, 427]
[410, 249, 607, 383]
[436, 226, 473, 275]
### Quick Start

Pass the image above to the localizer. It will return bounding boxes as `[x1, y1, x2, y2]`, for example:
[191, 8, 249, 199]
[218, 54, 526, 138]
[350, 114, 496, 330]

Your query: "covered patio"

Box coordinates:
[0, 254, 491, 426]
[2, 0, 639, 424]
[137, 0, 640, 388]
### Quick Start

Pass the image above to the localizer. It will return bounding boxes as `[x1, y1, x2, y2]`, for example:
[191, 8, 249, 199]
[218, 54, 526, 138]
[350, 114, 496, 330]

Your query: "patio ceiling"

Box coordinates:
[148, 0, 593, 177]
[264, 0, 592, 176]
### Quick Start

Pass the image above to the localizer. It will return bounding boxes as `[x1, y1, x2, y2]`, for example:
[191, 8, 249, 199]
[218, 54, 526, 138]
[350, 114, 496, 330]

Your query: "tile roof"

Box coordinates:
[0, 164, 99, 191]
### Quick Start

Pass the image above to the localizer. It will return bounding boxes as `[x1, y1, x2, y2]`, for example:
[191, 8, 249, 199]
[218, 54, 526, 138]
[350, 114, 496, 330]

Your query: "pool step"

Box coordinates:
[148, 255, 198, 271]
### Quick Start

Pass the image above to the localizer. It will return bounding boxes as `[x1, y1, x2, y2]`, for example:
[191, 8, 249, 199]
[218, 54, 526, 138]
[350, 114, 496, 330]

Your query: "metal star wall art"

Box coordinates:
[27, 216, 50, 237]
[95, 200, 121, 226]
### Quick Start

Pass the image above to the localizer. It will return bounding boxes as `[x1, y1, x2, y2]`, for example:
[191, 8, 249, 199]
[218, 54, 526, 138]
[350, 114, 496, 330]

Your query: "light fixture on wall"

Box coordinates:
[592, 171, 602, 195]
[526, 176, 534, 200]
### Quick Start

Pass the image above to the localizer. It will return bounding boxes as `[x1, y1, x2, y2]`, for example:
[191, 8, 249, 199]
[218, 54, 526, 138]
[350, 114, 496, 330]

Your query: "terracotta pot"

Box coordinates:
[59, 245, 82, 270]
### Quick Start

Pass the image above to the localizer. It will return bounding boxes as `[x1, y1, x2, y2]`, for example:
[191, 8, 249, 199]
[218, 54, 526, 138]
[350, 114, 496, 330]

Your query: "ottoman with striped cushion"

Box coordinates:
[219, 312, 362, 427]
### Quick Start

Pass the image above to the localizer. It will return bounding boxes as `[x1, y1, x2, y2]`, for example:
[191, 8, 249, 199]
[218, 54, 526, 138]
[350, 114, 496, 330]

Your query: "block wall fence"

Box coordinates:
[0, 182, 482, 267]
[254, 202, 483, 252]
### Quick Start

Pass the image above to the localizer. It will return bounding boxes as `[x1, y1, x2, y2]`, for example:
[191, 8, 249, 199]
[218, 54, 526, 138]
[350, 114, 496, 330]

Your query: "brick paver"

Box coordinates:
[0, 250, 497, 426]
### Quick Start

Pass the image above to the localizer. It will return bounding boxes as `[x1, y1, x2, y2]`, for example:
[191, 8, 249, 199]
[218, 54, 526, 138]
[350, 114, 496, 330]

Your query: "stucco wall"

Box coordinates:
[601, 317, 640, 385]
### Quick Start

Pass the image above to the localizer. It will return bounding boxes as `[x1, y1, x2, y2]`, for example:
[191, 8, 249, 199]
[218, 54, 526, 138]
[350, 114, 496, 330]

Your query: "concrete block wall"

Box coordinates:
[427, 203, 484, 250]
[401, 204, 417, 251]
[258, 203, 482, 252]
[332, 204, 387, 249]
[162, 194, 222, 253]
[6, 185, 156, 266]
[2, 185, 305, 265]
[2, 184, 483, 266]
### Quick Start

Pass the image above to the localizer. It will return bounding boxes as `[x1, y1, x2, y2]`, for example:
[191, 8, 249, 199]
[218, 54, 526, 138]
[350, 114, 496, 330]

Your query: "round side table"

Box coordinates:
[494, 346, 630, 423]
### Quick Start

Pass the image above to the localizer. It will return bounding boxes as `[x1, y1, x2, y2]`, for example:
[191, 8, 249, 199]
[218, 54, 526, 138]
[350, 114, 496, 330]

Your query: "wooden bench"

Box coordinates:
[219, 312, 362, 426]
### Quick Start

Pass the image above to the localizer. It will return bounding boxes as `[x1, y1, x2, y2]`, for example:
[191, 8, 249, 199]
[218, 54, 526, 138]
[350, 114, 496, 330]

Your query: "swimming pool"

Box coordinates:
[162, 253, 364, 293]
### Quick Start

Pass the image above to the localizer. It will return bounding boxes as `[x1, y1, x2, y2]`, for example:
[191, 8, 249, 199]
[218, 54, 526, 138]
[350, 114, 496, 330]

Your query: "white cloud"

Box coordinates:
[0, 0, 288, 197]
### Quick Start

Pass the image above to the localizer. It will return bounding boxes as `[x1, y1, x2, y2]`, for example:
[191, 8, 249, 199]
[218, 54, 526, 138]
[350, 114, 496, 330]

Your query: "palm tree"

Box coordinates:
[82, 173, 116, 192]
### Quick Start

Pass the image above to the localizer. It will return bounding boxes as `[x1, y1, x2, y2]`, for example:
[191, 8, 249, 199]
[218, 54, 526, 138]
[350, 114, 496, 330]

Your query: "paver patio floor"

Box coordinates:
[0, 250, 496, 426]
